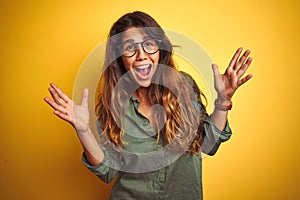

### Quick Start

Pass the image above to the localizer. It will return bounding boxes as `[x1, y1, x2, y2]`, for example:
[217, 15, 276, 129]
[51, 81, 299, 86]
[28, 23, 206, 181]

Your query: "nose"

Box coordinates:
[135, 44, 147, 61]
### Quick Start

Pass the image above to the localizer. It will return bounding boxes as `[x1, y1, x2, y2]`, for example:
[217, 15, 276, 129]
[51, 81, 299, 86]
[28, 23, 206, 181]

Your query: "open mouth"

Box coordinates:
[133, 64, 152, 80]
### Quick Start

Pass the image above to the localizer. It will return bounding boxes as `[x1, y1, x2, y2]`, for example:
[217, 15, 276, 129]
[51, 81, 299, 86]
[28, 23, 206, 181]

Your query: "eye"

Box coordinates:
[122, 42, 136, 52]
[144, 39, 156, 47]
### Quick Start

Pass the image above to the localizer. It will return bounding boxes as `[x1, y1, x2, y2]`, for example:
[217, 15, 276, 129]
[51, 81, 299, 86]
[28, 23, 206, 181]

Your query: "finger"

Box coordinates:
[81, 88, 89, 106]
[44, 97, 58, 110]
[237, 74, 253, 87]
[54, 110, 72, 123]
[44, 97, 67, 114]
[237, 57, 253, 78]
[50, 83, 70, 103]
[228, 47, 243, 69]
[48, 87, 67, 106]
[212, 64, 220, 77]
[234, 49, 251, 71]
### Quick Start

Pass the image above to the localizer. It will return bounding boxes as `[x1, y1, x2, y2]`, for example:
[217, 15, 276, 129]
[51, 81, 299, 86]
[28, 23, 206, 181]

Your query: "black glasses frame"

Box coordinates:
[118, 38, 162, 58]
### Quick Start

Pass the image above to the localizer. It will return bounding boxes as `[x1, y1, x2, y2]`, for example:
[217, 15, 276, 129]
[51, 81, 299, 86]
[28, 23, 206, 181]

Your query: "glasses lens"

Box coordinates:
[121, 41, 136, 57]
[142, 39, 159, 54]
[120, 39, 160, 57]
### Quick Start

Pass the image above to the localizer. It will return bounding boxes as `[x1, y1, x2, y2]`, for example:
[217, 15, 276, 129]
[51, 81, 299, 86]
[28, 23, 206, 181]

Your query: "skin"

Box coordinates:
[44, 27, 253, 166]
[121, 27, 160, 119]
[121, 27, 160, 88]
[211, 47, 253, 129]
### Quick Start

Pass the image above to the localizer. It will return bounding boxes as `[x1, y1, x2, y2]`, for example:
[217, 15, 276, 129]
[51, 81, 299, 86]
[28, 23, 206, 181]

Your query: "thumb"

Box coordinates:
[212, 64, 220, 77]
[81, 88, 89, 106]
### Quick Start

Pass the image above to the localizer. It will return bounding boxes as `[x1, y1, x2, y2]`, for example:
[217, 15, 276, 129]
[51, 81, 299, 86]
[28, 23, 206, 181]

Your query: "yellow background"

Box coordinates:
[1, 0, 299, 199]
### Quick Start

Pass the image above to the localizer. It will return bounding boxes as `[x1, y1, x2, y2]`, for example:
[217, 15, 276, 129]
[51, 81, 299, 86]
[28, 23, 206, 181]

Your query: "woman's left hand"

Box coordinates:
[212, 47, 253, 102]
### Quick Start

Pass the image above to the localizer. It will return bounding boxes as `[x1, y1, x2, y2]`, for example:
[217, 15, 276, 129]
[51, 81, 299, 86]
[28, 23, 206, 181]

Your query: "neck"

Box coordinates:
[134, 86, 150, 103]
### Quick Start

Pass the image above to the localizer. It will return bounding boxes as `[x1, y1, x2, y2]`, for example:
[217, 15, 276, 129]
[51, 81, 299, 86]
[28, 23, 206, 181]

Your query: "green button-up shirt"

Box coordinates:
[82, 73, 232, 200]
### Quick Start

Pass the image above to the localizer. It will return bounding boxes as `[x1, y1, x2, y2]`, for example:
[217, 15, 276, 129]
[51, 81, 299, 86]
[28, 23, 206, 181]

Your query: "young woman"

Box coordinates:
[44, 11, 252, 200]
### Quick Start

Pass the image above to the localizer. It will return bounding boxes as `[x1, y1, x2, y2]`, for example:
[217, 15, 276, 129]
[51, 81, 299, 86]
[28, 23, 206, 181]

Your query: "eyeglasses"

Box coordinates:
[119, 38, 161, 58]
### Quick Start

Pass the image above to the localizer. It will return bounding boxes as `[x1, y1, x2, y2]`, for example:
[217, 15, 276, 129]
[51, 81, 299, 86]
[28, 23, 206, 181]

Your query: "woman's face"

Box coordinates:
[121, 27, 160, 88]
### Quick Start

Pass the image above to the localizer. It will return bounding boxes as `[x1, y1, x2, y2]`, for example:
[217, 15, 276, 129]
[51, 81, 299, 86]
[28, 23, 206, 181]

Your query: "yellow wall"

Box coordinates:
[0, 0, 299, 199]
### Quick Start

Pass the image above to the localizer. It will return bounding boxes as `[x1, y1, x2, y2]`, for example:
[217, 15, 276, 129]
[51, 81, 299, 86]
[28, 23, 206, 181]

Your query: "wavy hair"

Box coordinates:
[96, 11, 207, 155]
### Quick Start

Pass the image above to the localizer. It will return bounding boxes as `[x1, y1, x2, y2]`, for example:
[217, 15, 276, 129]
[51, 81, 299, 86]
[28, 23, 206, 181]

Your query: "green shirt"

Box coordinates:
[82, 73, 232, 200]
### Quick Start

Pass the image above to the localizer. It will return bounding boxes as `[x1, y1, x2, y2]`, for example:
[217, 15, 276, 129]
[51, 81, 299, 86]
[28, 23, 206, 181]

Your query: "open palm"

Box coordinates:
[44, 83, 90, 133]
[212, 47, 253, 101]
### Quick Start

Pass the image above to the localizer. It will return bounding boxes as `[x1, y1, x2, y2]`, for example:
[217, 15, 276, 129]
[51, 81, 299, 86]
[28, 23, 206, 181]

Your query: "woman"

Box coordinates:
[44, 11, 252, 200]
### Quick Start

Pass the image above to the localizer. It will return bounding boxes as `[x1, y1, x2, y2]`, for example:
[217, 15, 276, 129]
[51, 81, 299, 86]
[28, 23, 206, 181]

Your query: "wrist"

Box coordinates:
[76, 126, 91, 136]
[217, 93, 231, 102]
[214, 98, 232, 111]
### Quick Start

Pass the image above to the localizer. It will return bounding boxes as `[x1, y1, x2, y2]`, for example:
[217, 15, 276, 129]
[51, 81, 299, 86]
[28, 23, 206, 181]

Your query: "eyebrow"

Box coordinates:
[122, 36, 151, 44]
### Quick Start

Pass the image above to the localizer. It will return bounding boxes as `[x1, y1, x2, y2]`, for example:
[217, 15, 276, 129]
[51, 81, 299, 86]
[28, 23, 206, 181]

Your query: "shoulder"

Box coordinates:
[179, 71, 193, 80]
[178, 71, 200, 92]
[179, 71, 196, 85]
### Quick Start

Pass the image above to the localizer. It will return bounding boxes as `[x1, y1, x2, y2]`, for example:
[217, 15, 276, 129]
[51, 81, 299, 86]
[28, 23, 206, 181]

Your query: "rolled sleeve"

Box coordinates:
[82, 151, 118, 184]
[201, 115, 232, 156]
[81, 120, 119, 183]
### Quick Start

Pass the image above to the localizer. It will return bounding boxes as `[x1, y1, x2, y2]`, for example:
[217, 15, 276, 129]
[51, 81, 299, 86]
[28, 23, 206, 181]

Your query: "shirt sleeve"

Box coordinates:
[81, 120, 119, 184]
[82, 151, 118, 184]
[201, 115, 232, 155]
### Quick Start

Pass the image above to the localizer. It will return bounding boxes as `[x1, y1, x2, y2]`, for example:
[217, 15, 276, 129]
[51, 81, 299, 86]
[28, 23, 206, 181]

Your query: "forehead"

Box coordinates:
[122, 27, 148, 42]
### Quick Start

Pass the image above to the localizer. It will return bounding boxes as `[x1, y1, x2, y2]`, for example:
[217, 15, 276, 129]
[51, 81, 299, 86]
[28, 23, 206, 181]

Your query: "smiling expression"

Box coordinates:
[121, 27, 160, 88]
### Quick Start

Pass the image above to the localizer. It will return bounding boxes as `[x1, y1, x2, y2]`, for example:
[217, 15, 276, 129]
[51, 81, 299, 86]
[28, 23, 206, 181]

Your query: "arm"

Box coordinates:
[201, 48, 253, 155]
[211, 47, 253, 130]
[201, 115, 232, 155]
[44, 83, 104, 166]
[179, 71, 233, 155]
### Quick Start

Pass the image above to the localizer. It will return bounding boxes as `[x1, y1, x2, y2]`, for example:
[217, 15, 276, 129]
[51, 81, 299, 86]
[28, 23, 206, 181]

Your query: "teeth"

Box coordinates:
[135, 64, 150, 70]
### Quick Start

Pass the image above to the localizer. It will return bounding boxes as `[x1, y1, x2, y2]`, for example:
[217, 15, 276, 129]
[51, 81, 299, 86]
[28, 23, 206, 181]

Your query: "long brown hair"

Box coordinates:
[96, 11, 207, 155]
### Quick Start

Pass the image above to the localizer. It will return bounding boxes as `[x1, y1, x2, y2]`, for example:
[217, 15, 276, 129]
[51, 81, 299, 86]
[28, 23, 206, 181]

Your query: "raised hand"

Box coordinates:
[44, 83, 90, 133]
[212, 47, 253, 102]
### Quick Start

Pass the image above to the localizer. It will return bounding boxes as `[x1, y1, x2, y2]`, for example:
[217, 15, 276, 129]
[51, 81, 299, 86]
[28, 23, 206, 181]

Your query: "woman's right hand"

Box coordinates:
[44, 83, 90, 134]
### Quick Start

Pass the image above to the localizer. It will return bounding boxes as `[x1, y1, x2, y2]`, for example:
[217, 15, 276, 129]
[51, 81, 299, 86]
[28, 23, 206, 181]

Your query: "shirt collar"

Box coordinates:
[130, 95, 139, 102]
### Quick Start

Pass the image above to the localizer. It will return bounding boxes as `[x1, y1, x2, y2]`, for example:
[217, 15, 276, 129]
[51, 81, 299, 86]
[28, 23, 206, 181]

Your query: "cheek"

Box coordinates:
[122, 58, 132, 71]
[152, 53, 160, 64]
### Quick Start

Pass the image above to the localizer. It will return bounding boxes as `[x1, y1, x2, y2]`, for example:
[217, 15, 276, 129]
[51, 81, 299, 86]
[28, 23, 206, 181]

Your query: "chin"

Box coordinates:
[137, 80, 152, 88]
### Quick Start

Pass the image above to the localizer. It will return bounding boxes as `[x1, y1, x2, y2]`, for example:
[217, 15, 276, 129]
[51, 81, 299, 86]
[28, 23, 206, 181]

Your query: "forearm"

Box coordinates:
[77, 127, 105, 166]
[211, 107, 228, 131]
[210, 94, 233, 130]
